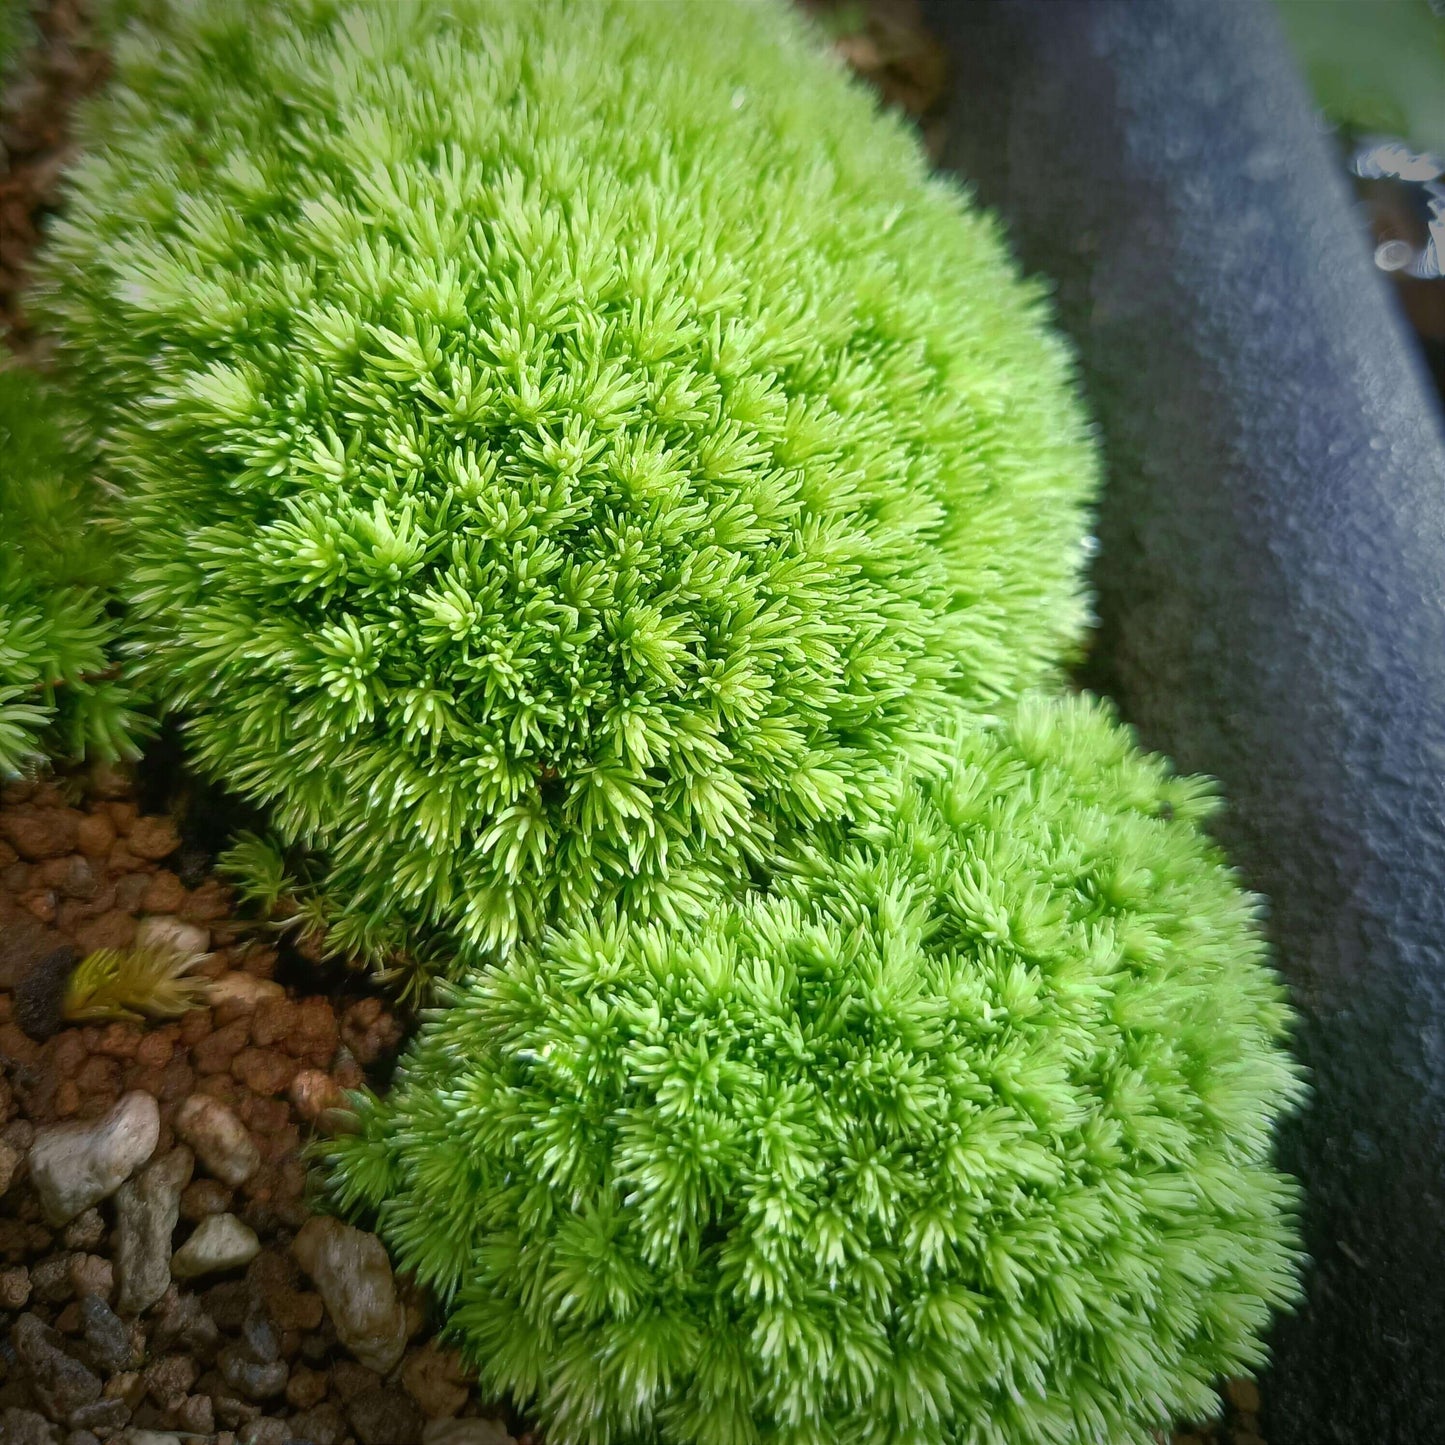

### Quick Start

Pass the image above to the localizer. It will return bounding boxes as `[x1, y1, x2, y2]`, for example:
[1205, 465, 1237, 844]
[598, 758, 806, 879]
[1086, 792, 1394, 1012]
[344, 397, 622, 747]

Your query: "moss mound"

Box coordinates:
[0, 367, 140, 777]
[34, 0, 1096, 964]
[326, 695, 1305, 1445]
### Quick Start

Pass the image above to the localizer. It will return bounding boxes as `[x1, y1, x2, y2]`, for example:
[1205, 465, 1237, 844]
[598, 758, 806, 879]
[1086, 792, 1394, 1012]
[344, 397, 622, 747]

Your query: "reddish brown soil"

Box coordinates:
[0, 0, 108, 358]
[1, 766, 530, 1445]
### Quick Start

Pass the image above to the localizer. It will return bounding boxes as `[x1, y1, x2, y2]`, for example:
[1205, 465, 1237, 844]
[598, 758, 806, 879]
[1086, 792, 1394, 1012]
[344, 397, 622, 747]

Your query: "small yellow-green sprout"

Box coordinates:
[63, 944, 211, 1024]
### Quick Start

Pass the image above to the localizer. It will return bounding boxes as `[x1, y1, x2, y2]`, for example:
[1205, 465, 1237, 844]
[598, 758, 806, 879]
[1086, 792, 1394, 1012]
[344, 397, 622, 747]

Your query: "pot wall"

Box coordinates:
[923, 1, 1445, 1439]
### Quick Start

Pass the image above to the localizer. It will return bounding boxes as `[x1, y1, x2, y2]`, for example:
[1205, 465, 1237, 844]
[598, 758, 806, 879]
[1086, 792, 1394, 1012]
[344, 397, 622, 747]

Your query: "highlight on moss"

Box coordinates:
[0, 365, 142, 778]
[325, 694, 1306, 1445]
[35, 0, 1098, 966]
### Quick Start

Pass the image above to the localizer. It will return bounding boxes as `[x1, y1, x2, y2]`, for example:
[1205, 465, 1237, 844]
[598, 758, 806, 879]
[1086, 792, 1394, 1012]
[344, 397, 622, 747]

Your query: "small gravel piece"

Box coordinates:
[66, 1398, 129, 1434]
[0, 1136, 23, 1192]
[173, 1096, 259, 1188]
[0, 1264, 32, 1309]
[59, 1210, 104, 1252]
[27, 1093, 159, 1226]
[66, 1254, 112, 1302]
[284, 1365, 327, 1410]
[286, 1069, 344, 1123]
[237, 1418, 288, 1445]
[289, 1400, 346, 1444]
[346, 1384, 423, 1445]
[13, 947, 79, 1040]
[218, 1343, 288, 1402]
[29, 1254, 72, 1303]
[402, 1341, 468, 1419]
[1, 807, 79, 862]
[78, 1294, 139, 1374]
[2, 1407, 61, 1445]
[173, 1392, 214, 1433]
[10, 1311, 102, 1423]
[148, 1293, 218, 1357]
[207, 974, 284, 1012]
[133, 915, 207, 959]
[125, 817, 180, 862]
[178, 1177, 232, 1221]
[291, 1217, 407, 1375]
[171, 1214, 261, 1280]
[114, 1148, 192, 1316]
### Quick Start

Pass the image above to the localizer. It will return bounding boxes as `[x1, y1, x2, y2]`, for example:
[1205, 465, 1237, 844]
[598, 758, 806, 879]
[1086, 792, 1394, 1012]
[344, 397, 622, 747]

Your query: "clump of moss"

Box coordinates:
[0, 365, 142, 778]
[35, 0, 1097, 967]
[326, 694, 1306, 1445]
[28, 4, 1305, 1434]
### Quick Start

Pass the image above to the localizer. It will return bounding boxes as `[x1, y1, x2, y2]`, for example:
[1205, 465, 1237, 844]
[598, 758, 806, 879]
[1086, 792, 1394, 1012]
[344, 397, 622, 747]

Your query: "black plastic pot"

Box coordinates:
[921, 1, 1445, 1440]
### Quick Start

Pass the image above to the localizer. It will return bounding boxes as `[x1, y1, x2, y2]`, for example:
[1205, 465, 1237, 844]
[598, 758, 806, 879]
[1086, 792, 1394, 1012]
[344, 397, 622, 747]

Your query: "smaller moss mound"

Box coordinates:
[0, 367, 141, 777]
[36, 0, 1097, 966]
[326, 695, 1305, 1445]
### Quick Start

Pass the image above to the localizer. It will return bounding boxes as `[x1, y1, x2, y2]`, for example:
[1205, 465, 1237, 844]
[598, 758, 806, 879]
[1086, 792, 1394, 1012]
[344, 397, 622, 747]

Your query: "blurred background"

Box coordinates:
[802, 0, 1445, 406]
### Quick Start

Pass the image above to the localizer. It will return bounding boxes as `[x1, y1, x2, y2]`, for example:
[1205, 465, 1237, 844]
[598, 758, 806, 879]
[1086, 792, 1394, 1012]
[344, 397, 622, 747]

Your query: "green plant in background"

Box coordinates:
[0, 366, 142, 777]
[1275, 0, 1445, 155]
[327, 694, 1305, 1445]
[34, 0, 1097, 972]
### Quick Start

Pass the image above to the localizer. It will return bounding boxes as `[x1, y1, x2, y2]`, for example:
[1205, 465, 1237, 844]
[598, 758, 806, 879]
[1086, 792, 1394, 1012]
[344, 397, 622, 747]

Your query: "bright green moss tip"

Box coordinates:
[0, 366, 143, 777]
[35, 0, 1097, 966]
[325, 694, 1306, 1445]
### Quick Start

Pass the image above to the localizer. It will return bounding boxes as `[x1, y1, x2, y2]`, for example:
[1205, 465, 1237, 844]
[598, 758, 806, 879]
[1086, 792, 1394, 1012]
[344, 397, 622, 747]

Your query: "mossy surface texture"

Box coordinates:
[0, 367, 140, 776]
[34, 0, 1096, 966]
[29, 1, 1308, 1440]
[328, 696, 1305, 1445]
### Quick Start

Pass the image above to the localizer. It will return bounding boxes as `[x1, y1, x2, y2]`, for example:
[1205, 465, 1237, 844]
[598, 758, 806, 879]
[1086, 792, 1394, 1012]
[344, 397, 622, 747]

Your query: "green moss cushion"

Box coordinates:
[0, 367, 139, 777]
[326, 695, 1305, 1445]
[35, 0, 1097, 963]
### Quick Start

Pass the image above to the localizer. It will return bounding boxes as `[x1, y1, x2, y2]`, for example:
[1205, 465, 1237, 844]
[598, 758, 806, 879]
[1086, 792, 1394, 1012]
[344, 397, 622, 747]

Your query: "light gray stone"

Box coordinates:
[206, 972, 284, 1010]
[133, 916, 209, 958]
[28, 1093, 159, 1227]
[291, 1217, 406, 1374]
[171, 1213, 260, 1279]
[173, 1095, 259, 1188]
[114, 1147, 192, 1316]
